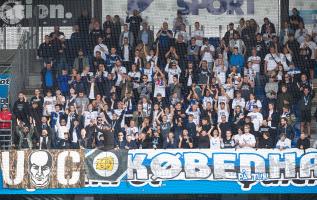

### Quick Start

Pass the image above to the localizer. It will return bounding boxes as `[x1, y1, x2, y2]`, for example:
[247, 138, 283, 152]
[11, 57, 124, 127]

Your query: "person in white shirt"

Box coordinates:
[111, 60, 127, 87]
[217, 102, 229, 123]
[247, 105, 263, 132]
[128, 64, 141, 90]
[280, 47, 292, 71]
[125, 120, 139, 140]
[55, 118, 70, 141]
[83, 104, 98, 127]
[233, 127, 244, 146]
[238, 125, 256, 148]
[276, 133, 291, 150]
[191, 22, 204, 46]
[264, 46, 281, 75]
[175, 23, 190, 43]
[295, 22, 308, 44]
[94, 37, 109, 61]
[186, 103, 201, 126]
[201, 39, 215, 70]
[165, 60, 182, 85]
[213, 54, 228, 85]
[153, 67, 167, 97]
[208, 128, 222, 149]
[43, 91, 56, 117]
[247, 48, 261, 74]
[232, 91, 245, 110]
[245, 93, 262, 112]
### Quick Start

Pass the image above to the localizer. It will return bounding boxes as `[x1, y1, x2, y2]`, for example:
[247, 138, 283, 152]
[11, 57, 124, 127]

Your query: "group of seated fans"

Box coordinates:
[10, 8, 317, 150]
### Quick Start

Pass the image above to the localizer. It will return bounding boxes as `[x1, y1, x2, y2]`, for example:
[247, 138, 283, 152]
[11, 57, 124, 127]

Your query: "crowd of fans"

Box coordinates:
[8, 8, 317, 150]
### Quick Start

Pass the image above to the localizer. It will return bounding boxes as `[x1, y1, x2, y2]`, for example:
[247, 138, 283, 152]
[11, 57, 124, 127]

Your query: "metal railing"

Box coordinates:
[7, 30, 32, 107]
[0, 120, 12, 150]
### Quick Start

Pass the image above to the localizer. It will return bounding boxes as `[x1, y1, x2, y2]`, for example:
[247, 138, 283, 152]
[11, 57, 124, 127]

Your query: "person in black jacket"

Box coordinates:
[13, 92, 30, 125]
[260, 17, 276, 35]
[38, 35, 54, 64]
[96, 117, 114, 150]
[297, 132, 310, 150]
[182, 62, 198, 95]
[58, 132, 72, 149]
[38, 129, 53, 149]
[136, 131, 151, 149]
[69, 118, 82, 149]
[299, 87, 315, 138]
[224, 23, 239, 46]
[104, 108, 126, 138]
[126, 10, 143, 46]
[257, 131, 274, 149]
[277, 117, 295, 141]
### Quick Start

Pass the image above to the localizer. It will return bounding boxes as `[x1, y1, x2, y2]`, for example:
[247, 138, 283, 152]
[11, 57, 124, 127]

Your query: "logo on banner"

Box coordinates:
[0, 0, 73, 27]
[93, 152, 119, 177]
[28, 150, 52, 188]
[85, 149, 128, 183]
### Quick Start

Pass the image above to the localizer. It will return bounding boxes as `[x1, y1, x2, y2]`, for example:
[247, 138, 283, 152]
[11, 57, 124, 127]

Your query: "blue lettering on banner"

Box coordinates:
[177, 0, 255, 15]
[2, 149, 317, 194]
[128, 0, 255, 15]
[0, 74, 10, 106]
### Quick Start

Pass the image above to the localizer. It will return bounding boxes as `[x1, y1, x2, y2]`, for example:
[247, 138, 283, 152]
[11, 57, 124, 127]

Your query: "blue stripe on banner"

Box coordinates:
[0, 74, 10, 107]
[1, 180, 317, 194]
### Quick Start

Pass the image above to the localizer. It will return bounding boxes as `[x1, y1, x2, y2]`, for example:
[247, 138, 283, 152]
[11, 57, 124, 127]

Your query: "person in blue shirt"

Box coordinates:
[57, 69, 71, 96]
[41, 62, 57, 94]
[106, 47, 122, 72]
[229, 47, 245, 74]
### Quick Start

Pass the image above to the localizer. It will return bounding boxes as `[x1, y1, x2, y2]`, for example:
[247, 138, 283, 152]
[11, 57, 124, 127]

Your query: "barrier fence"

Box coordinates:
[0, 148, 317, 194]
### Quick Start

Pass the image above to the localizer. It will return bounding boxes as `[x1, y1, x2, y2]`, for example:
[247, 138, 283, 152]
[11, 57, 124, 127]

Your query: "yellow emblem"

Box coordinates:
[95, 156, 114, 171]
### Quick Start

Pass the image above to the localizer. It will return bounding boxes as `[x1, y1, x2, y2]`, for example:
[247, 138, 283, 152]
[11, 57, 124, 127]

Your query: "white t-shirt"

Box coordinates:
[295, 28, 308, 44]
[128, 71, 141, 89]
[143, 67, 154, 82]
[83, 111, 98, 127]
[217, 109, 229, 123]
[265, 53, 281, 71]
[146, 55, 158, 69]
[111, 66, 127, 86]
[94, 44, 109, 61]
[213, 64, 227, 85]
[223, 84, 234, 99]
[191, 30, 204, 46]
[245, 100, 262, 112]
[186, 108, 201, 126]
[202, 96, 214, 109]
[126, 126, 139, 140]
[276, 138, 291, 149]
[165, 65, 182, 85]
[232, 97, 245, 110]
[280, 53, 292, 71]
[154, 79, 166, 97]
[300, 41, 317, 60]
[210, 137, 221, 149]
[43, 96, 56, 116]
[238, 133, 256, 148]
[247, 56, 261, 73]
[247, 112, 263, 131]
